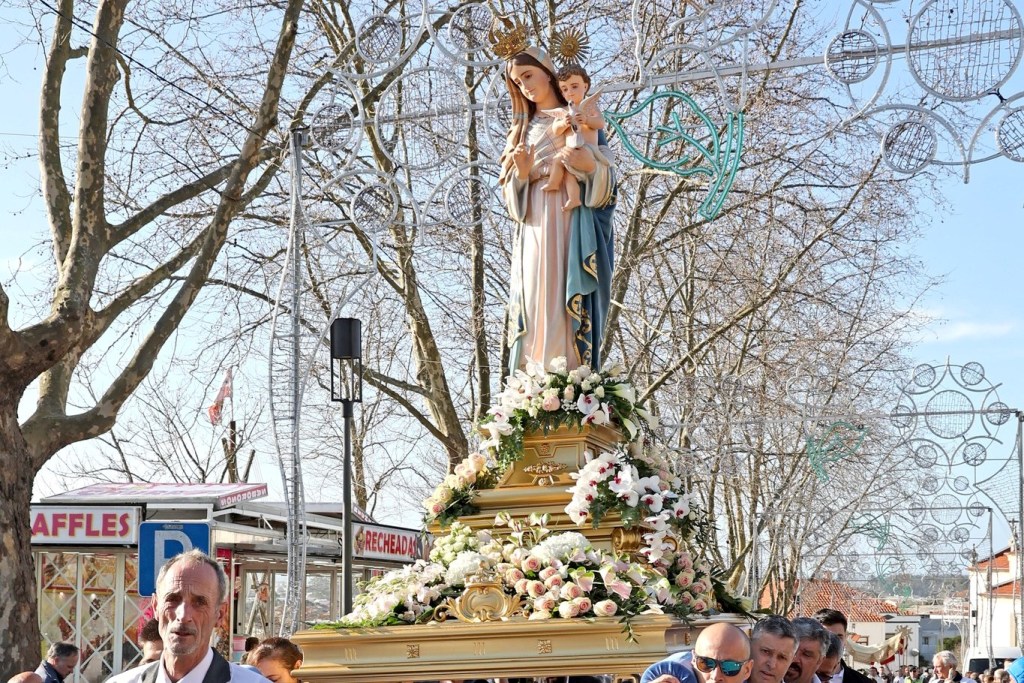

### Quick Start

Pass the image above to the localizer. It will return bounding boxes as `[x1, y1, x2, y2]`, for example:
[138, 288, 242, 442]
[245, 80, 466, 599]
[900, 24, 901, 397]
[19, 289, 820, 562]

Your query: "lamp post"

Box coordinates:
[330, 317, 362, 615]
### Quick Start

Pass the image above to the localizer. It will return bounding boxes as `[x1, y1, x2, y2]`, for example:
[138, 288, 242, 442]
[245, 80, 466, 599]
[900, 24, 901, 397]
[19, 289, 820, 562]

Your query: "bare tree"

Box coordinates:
[0, 0, 306, 669]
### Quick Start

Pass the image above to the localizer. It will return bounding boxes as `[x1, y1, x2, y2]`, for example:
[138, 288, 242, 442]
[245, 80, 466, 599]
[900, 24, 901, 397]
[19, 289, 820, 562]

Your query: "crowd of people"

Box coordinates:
[4, 550, 1020, 683]
[639, 610, 1023, 683]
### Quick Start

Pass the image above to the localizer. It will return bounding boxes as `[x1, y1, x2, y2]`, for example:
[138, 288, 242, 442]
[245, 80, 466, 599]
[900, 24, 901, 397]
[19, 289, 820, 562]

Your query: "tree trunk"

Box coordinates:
[0, 399, 41, 675]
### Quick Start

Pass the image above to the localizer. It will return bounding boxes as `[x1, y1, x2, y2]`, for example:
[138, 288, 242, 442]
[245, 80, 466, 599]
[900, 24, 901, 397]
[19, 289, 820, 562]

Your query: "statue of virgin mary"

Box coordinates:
[498, 46, 617, 374]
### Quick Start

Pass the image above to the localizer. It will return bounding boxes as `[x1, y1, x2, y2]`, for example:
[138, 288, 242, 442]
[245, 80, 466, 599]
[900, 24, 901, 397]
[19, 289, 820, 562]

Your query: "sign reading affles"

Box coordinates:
[30, 505, 141, 545]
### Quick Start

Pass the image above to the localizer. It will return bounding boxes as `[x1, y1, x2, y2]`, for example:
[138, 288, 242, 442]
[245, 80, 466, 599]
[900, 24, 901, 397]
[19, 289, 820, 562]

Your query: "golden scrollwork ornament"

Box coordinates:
[434, 566, 525, 623]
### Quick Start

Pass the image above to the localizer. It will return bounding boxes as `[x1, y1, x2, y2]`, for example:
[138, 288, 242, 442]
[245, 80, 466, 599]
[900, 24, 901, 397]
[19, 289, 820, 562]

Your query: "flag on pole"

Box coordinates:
[207, 368, 233, 425]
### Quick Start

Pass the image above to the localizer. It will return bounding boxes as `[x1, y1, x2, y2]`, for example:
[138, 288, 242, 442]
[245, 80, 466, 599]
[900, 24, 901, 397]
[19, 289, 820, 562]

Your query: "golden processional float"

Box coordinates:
[292, 362, 751, 682]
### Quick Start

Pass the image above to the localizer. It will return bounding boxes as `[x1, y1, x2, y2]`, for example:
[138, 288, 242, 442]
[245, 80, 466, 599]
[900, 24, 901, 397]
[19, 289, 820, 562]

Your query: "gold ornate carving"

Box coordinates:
[538, 638, 553, 654]
[406, 644, 420, 659]
[523, 462, 567, 486]
[611, 527, 643, 554]
[435, 568, 524, 623]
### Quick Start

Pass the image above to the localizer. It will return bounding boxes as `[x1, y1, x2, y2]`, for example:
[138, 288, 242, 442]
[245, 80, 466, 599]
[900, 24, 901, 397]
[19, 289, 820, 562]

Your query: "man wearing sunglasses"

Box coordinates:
[641, 622, 753, 683]
[783, 618, 831, 683]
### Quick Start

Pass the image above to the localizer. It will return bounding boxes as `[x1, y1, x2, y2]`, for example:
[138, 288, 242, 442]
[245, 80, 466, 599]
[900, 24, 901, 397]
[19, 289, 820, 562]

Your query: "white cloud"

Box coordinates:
[927, 320, 1015, 343]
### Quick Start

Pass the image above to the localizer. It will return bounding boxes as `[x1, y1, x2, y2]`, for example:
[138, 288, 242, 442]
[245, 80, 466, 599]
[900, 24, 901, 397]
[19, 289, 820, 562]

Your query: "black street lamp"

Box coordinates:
[330, 317, 362, 615]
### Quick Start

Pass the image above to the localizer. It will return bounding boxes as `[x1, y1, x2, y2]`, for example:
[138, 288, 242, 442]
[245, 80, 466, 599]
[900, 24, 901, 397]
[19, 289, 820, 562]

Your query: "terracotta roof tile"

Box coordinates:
[982, 579, 1021, 597]
[771, 578, 909, 622]
[969, 545, 1014, 572]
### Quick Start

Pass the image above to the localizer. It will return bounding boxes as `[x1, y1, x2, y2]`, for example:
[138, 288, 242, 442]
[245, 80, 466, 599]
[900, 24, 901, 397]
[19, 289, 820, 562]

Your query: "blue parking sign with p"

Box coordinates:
[138, 522, 211, 597]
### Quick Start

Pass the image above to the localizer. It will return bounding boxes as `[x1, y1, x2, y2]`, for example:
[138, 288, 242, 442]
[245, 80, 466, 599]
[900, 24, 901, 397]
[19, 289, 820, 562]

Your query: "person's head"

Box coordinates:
[872, 668, 880, 678]
[501, 47, 566, 164]
[506, 50, 565, 108]
[246, 637, 304, 683]
[556, 64, 591, 106]
[690, 622, 754, 683]
[245, 636, 260, 652]
[7, 673, 44, 683]
[153, 549, 229, 672]
[934, 651, 959, 679]
[139, 617, 163, 664]
[751, 616, 798, 683]
[994, 669, 1008, 683]
[813, 609, 849, 638]
[816, 632, 844, 683]
[46, 642, 80, 678]
[1007, 658, 1024, 683]
[783, 618, 829, 683]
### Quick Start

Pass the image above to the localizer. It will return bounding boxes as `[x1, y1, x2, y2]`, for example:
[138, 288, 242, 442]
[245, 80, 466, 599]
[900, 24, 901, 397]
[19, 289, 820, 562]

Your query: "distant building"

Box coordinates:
[968, 543, 1022, 652]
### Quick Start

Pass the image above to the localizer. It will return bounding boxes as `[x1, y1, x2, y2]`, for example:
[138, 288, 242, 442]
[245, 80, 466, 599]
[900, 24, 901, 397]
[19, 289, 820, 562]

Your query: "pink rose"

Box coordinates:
[676, 554, 693, 570]
[678, 591, 693, 606]
[558, 601, 581, 618]
[522, 555, 542, 573]
[593, 599, 618, 617]
[692, 598, 708, 612]
[674, 571, 694, 589]
[527, 580, 548, 598]
[468, 452, 487, 472]
[539, 566, 559, 581]
[560, 582, 583, 600]
[514, 578, 529, 594]
[542, 394, 561, 411]
[544, 574, 564, 590]
[529, 610, 552, 620]
[505, 567, 525, 584]
[573, 597, 592, 614]
[534, 595, 556, 612]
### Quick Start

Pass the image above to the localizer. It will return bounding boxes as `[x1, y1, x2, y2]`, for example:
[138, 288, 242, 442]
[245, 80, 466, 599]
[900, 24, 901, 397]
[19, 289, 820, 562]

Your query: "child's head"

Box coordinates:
[557, 65, 590, 105]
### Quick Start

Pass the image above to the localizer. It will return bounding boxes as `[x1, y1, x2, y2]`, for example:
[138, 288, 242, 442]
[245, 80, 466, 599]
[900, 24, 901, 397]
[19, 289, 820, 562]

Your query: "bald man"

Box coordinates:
[7, 673, 44, 683]
[642, 622, 754, 683]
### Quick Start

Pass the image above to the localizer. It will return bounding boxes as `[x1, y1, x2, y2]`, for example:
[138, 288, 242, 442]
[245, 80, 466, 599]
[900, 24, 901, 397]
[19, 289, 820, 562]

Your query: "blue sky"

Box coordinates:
[914, 158, 1023, 425]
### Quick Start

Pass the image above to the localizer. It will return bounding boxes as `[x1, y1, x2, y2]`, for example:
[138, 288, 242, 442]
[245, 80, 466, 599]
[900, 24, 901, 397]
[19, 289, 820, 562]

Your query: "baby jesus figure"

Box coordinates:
[542, 64, 605, 211]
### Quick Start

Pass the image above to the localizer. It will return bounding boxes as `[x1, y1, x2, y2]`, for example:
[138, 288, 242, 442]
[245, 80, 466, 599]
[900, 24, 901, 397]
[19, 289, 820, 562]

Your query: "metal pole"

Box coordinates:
[342, 400, 354, 615]
[1017, 413, 1024, 648]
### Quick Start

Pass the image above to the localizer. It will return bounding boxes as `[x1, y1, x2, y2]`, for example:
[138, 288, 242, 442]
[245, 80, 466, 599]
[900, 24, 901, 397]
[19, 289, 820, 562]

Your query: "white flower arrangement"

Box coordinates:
[327, 514, 721, 631]
[564, 444, 699, 566]
[425, 357, 657, 526]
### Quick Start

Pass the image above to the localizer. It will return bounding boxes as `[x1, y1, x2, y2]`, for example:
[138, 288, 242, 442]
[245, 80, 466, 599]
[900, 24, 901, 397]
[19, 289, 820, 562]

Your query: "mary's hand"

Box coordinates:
[564, 145, 596, 173]
[513, 143, 536, 180]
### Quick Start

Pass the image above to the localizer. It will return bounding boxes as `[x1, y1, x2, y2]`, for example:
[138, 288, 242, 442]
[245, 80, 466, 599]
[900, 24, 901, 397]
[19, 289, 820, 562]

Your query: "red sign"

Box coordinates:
[31, 506, 140, 545]
[352, 523, 427, 562]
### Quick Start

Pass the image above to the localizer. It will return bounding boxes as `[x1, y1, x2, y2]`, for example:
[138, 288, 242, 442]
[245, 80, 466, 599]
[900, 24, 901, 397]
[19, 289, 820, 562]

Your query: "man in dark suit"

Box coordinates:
[106, 550, 268, 683]
[813, 609, 873, 683]
[35, 643, 79, 683]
